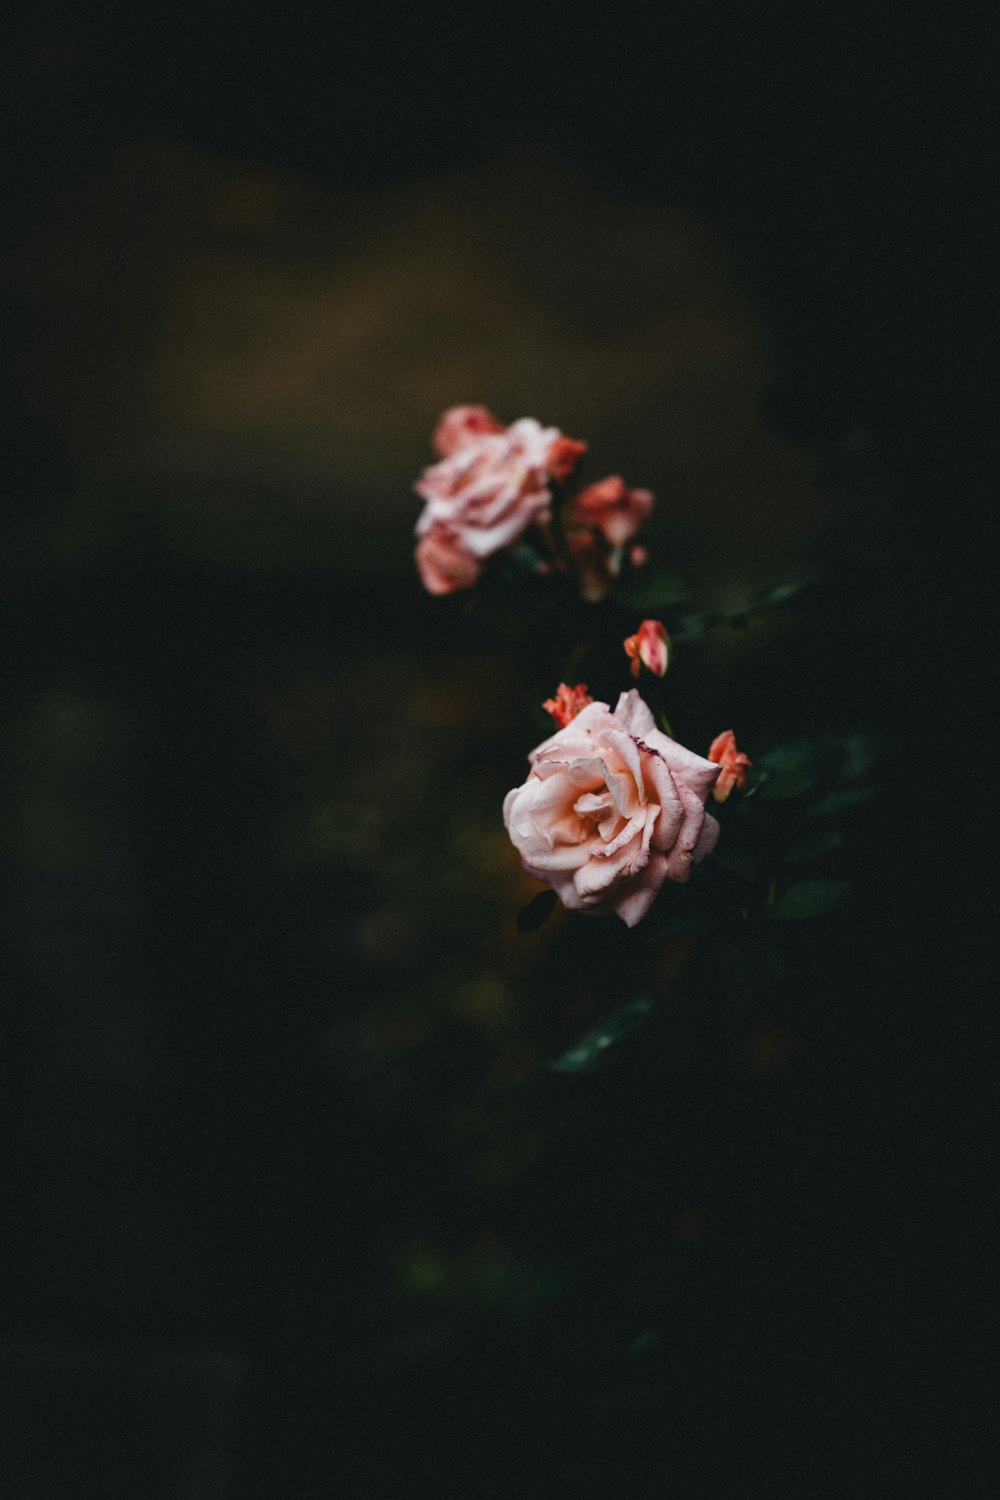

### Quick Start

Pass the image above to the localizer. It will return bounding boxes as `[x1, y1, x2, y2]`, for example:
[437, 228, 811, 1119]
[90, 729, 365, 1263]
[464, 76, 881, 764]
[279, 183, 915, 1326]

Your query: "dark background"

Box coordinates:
[2, 4, 993, 1496]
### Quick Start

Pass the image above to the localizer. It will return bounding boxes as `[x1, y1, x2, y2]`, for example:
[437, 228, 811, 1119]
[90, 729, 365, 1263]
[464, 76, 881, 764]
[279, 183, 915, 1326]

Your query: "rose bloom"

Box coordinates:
[504, 690, 721, 927]
[565, 474, 654, 601]
[415, 416, 579, 588]
[708, 730, 752, 803]
[568, 474, 654, 548]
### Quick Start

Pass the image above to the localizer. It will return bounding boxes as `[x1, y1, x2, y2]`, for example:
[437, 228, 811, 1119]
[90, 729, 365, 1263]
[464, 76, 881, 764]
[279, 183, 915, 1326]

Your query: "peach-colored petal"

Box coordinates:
[530, 699, 617, 764]
[612, 855, 669, 927]
[611, 689, 657, 739]
[641, 745, 685, 854]
[693, 811, 720, 859]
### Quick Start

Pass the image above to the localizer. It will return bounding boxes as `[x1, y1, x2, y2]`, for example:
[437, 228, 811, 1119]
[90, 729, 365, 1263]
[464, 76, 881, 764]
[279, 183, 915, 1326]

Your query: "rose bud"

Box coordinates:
[542, 682, 593, 728]
[504, 690, 720, 927]
[624, 619, 669, 678]
[707, 730, 753, 803]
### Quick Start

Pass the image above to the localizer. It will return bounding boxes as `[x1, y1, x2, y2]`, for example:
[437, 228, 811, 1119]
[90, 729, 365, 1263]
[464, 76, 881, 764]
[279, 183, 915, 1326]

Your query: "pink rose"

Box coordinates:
[432, 405, 504, 458]
[415, 417, 569, 579]
[503, 690, 721, 927]
[415, 526, 482, 595]
[623, 619, 670, 678]
[568, 474, 654, 548]
[564, 474, 654, 601]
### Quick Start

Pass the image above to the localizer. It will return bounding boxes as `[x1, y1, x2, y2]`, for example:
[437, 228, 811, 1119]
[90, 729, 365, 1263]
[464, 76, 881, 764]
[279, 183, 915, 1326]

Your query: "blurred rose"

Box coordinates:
[566, 526, 615, 602]
[624, 619, 669, 678]
[707, 730, 752, 802]
[568, 474, 653, 547]
[542, 682, 593, 728]
[432, 404, 504, 457]
[564, 474, 654, 600]
[504, 690, 720, 927]
[415, 417, 573, 586]
[415, 527, 482, 594]
[547, 435, 587, 483]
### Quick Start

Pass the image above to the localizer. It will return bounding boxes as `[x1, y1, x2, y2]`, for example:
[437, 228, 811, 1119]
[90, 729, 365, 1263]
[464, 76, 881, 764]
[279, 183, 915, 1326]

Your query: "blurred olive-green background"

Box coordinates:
[1, 5, 989, 1496]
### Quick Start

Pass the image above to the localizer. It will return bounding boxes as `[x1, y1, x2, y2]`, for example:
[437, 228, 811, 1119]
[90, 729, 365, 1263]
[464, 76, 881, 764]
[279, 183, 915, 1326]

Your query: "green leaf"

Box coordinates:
[784, 828, 844, 862]
[756, 732, 882, 802]
[755, 738, 827, 799]
[760, 578, 812, 607]
[806, 787, 878, 818]
[550, 998, 654, 1073]
[836, 730, 883, 781]
[713, 851, 760, 881]
[612, 570, 691, 610]
[768, 880, 850, 919]
[668, 611, 712, 643]
[516, 888, 558, 934]
[504, 543, 546, 574]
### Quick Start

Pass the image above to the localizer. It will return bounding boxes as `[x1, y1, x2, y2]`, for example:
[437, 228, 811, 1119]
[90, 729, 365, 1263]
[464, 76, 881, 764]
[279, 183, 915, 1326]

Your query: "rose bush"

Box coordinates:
[503, 690, 720, 927]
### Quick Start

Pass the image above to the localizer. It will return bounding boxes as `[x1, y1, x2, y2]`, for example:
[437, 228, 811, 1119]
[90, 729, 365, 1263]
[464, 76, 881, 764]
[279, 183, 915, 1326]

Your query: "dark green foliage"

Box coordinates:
[643, 857, 746, 940]
[756, 731, 883, 801]
[768, 879, 850, 920]
[611, 569, 691, 610]
[549, 998, 655, 1073]
[784, 827, 844, 862]
[756, 737, 830, 798]
[806, 787, 878, 817]
[761, 579, 812, 606]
